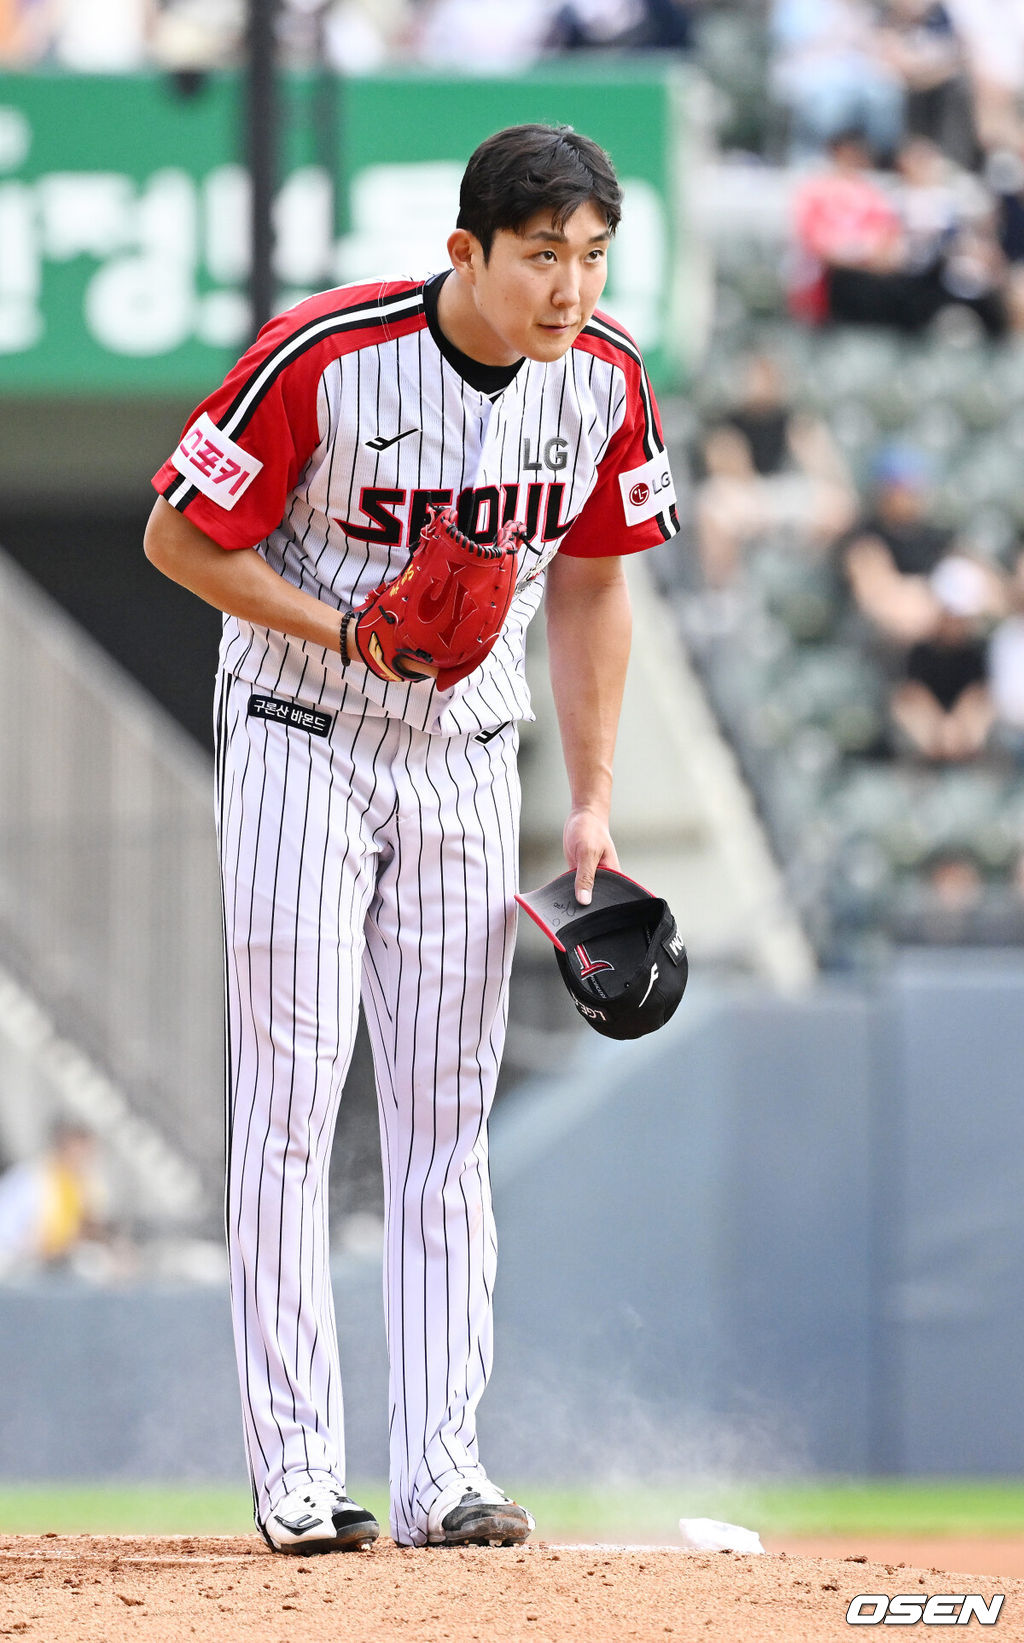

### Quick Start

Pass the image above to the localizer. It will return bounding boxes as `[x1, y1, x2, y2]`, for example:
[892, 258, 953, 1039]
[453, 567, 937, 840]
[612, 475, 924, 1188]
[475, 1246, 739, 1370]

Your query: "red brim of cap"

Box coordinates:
[514, 866, 655, 952]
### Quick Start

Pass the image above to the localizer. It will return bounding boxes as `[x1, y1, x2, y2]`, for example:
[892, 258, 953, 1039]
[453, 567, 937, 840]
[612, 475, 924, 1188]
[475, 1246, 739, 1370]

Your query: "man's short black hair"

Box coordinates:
[827, 126, 871, 155]
[458, 124, 622, 259]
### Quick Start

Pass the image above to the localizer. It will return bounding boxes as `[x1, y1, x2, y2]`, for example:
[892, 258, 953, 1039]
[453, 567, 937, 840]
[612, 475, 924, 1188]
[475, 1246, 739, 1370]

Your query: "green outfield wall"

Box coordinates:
[0, 66, 699, 397]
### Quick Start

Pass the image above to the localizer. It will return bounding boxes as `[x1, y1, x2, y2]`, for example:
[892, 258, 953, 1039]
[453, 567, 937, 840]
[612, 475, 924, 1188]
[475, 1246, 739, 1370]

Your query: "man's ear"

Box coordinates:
[447, 228, 483, 282]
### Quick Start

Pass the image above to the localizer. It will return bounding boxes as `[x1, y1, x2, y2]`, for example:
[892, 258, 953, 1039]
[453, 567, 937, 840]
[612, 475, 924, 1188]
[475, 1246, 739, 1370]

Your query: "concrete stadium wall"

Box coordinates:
[1, 952, 1022, 1485]
[488, 952, 1024, 1480]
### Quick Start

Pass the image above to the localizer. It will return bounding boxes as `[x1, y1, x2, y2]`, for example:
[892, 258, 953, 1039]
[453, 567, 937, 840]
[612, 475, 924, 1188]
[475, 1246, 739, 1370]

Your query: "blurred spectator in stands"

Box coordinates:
[694, 351, 855, 586]
[49, 0, 152, 69]
[842, 444, 954, 639]
[983, 142, 1024, 334]
[943, 0, 1024, 154]
[410, 0, 556, 71]
[895, 852, 984, 940]
[988, 143, 1024, 263]
[886, 850, 1024, 943]
[770, 0, 905, 162]
[0, 0, 56, 64]
[322, 0, 411, 69]
[987, 542, 1024, 755]
[0, 1121, 108, 1281]
[275, 0, 408, 71]
[548, 0, 696, 52]
[150, 0, 242, 71]
[841, 445, 1004, 760]
[791, 129, 1007, 333]
[893, 135, 1007, 335]
[151, 0, 403, 74]
[876, 0, 977, 168]
[892, 552, 1000, 759]
[789, 127, 907, 322]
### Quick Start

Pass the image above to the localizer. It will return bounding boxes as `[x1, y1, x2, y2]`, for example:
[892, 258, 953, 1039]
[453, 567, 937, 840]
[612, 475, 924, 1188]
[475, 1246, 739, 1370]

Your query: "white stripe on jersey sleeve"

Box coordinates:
[165, 287, 425, 512]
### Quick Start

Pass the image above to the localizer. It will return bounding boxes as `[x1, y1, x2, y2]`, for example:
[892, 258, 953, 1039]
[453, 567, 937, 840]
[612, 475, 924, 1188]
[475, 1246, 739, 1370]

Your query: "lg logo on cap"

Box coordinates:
[574, 1000, 607, 1021]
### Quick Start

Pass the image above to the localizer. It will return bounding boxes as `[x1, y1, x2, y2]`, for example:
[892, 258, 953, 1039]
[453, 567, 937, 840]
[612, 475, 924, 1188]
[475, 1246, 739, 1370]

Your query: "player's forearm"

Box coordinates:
[144, 496, 345, 654]
[545, 553, 631, 817]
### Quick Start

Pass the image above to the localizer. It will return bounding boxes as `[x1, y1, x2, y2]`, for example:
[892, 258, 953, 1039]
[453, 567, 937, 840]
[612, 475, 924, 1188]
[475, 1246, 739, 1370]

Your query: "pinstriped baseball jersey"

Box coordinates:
[153, 275, 679, 734]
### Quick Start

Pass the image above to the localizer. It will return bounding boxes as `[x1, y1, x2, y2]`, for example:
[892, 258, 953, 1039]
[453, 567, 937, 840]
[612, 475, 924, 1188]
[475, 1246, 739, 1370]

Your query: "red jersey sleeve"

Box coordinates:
[558, 314, 680, 560]
[151, 281, 423, 551]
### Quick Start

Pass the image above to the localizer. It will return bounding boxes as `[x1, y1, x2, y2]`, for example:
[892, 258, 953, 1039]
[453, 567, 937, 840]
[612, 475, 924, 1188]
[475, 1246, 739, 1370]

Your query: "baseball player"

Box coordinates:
[144, 123, 679, 1552]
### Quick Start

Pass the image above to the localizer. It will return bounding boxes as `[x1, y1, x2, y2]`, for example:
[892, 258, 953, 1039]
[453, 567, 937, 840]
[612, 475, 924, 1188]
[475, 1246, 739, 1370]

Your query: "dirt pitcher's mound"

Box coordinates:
[1, 1534, 1021, 1642]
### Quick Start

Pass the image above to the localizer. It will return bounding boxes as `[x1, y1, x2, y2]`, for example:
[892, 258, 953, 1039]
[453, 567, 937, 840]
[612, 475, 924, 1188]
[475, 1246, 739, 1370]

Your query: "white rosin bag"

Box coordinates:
[678, 1517, 765, 1554]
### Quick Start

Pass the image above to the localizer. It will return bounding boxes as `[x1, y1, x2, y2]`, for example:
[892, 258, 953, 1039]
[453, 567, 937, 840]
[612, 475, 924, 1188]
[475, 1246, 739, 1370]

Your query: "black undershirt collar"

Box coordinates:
[423, 271, 524, 397]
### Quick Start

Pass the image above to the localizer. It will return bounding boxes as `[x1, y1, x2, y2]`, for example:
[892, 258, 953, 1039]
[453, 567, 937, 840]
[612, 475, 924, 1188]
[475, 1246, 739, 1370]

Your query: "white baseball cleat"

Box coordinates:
[262, 1484, 380, 1554]
[426, 1478, 535, 1547]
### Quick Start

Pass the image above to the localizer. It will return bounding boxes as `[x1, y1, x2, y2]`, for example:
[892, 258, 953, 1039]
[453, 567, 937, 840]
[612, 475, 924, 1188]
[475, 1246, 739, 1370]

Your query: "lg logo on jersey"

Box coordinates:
[521, 436, 568, 473]
[618, 454, 677, 527]
[629, 475, 671, 508]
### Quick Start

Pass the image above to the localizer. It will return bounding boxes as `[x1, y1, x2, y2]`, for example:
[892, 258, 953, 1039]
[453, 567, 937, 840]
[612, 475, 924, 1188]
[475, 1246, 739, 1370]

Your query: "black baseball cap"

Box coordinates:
[515, 867, 688, 1040]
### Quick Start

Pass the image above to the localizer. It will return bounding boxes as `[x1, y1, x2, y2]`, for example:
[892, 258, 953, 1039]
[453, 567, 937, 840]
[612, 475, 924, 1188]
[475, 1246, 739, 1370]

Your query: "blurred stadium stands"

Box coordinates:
[679, 225, 1024, 966]
[0, 552, 216, 1235]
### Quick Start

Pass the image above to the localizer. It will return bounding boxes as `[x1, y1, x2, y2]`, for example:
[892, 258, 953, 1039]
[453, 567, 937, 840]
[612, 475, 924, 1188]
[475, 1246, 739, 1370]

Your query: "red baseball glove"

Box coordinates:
[341, 505, 522, 691]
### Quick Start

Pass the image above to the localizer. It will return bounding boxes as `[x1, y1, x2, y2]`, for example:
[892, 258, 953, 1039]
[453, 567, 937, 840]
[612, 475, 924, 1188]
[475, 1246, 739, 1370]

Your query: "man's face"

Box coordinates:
[461, 201, 611, 364]
[878, 479, 926, 524]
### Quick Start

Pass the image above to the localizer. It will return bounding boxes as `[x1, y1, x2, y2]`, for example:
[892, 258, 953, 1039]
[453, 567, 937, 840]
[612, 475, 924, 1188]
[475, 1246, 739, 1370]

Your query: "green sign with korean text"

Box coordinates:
[0, 67, 695, 395]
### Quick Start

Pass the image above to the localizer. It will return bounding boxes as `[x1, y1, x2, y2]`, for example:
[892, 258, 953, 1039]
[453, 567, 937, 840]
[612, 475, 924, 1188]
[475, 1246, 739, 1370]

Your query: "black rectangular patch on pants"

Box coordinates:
[248, 693, 334, 738]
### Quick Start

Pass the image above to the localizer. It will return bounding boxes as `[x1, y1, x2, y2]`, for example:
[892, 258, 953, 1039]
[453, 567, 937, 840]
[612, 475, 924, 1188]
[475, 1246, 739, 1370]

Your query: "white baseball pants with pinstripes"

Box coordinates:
[214, 670, 520, 1547]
